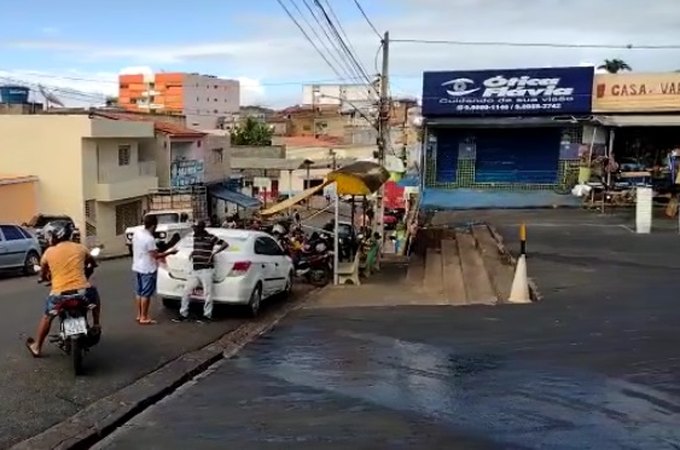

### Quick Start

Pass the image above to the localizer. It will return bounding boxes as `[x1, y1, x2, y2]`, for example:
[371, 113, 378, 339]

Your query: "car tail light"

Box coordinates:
[228, 261, 252, 276]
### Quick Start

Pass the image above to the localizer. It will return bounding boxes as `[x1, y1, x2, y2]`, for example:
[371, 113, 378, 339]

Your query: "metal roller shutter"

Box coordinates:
[435, 129, 461, 183]
[475, 128, 561, 184]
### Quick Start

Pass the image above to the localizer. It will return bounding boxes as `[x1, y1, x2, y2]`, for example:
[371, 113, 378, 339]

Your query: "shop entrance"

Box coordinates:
[475, 128, 561, 184]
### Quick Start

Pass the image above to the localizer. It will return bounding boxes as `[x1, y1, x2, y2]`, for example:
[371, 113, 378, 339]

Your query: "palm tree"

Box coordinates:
[597, 59, 632, 74]
[230, 117, 273, 146]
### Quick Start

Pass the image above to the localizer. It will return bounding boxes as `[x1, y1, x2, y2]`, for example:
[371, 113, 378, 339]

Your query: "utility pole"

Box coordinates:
[376, 30, 390, 243]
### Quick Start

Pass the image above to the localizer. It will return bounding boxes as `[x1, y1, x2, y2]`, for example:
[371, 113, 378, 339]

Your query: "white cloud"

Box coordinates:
[236, 77, 265, 105]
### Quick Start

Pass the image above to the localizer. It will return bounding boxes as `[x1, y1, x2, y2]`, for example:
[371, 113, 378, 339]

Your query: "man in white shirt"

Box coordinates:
[132, 215, 176, 325]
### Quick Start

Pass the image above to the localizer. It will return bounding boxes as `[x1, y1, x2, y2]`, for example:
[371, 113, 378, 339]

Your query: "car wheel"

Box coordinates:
[248, 283, 262, 317]
[23, 251, 40, 276]
[280, 271, 294, 298]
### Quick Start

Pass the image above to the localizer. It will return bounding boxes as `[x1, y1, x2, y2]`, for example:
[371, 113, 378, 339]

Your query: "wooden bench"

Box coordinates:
[337, 251, 361, 285]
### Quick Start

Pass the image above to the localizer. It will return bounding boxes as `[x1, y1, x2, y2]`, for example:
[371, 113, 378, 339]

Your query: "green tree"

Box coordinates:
[230, 117, 273, 145]
[105, 96, 118, 106]
[597, 59, 632, 74]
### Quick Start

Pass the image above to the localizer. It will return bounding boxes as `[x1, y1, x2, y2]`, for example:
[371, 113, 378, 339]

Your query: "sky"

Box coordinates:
[2, 0, 680, 108]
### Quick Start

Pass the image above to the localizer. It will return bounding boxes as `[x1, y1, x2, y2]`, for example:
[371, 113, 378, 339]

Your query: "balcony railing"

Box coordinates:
[98, 161, 157, 183]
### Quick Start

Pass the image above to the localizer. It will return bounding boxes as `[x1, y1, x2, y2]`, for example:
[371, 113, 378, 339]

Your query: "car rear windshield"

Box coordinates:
[178, 235, 248, 253]
[28, 216, 71, 228]
[151, 213, 180, 224]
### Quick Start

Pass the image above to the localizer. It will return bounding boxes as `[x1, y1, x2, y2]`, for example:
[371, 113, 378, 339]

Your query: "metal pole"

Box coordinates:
[607, 129, 615, 187]
[376, 30, 390, 242]
[288, 169, 293, 215]
[333, 185, 339, 285]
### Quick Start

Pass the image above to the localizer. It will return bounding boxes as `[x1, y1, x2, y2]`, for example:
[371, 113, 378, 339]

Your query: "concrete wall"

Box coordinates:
[204, 133, 231, 184]
[0, 115, 88, 231]
[183, 74, 240, 129]
[231, 145, 286, 159]
[0, 178, 38, 224]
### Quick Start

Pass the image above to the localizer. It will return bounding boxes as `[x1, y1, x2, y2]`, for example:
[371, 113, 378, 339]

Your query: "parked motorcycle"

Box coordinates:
[295, 236, 332, 286]
[34, 246, 103, 375]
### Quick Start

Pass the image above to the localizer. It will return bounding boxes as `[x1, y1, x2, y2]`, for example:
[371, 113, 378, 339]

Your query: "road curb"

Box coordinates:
[10, 288, 323, 450]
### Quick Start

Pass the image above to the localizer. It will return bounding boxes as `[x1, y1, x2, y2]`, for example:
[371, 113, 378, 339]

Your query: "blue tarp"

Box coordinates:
[209, 185, 261, 208]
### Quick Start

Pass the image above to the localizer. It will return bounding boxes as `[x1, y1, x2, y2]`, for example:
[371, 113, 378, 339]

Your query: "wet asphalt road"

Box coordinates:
[95, 210, 680, 449]
[0, 257, 310, 448]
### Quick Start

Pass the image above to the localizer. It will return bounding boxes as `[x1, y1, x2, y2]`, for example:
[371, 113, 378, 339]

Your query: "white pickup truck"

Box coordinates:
[124, 209, 194, 256]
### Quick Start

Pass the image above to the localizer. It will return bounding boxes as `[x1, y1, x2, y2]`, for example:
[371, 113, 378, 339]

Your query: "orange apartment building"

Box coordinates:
[118, 72, 240, 130]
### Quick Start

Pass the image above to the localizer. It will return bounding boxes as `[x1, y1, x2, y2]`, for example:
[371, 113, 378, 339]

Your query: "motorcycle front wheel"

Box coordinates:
[71, 337, 85, 375]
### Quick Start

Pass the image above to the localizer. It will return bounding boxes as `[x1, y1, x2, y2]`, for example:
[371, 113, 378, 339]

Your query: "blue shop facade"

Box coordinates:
[420, 66, 594, 209]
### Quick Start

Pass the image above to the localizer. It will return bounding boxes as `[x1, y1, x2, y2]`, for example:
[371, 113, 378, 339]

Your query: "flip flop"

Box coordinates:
[25, 338, 40, 358]
[138, 319, 157, 325]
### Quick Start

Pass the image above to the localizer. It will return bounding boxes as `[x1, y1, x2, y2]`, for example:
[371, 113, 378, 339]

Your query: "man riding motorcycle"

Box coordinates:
[25, 222, 101, 357]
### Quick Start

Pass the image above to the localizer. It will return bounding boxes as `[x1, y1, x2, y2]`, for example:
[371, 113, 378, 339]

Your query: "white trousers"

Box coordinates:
[180, 268, 214, 318]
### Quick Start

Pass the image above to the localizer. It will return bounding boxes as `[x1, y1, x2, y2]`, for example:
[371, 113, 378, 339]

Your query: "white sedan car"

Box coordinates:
[157, 228, 294, 316]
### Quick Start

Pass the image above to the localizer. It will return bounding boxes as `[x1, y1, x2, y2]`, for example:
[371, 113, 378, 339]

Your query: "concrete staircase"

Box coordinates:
[407, 224, 519, 306]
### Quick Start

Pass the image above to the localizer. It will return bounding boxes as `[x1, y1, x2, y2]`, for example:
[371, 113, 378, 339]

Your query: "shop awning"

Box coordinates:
[208, 185, 261, 208]
[260, 180, 331, 217]
[424, 116, 586, 128]
[593, 115, 680, 127]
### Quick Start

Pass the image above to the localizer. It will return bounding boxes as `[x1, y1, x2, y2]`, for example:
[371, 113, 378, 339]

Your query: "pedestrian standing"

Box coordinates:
[175, 221, 228, 322]
[132, 214, 176, 325]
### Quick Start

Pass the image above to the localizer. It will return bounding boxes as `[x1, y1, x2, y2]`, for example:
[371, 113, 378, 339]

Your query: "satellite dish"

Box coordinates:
[38, 84, 65, 108]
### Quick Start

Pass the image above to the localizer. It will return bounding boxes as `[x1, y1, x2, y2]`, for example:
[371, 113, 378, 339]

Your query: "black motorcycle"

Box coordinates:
[35, 246, 102, 375]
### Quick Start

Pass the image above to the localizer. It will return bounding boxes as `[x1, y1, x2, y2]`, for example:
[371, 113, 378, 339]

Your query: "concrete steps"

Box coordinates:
[407, 224, 524, 306]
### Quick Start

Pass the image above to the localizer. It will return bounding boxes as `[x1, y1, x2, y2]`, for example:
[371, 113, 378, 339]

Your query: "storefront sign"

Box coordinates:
[593, 73, 680, 112]
[171, 159, 204, 187]
[422, 67, 594, 116]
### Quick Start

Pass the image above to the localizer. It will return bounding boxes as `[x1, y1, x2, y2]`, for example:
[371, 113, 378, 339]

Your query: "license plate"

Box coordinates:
[63, 317, 87, 336]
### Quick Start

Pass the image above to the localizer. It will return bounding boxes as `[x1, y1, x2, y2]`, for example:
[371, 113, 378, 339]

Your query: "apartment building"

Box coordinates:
[0, 115, 158, 253]
[302, 83, 377, 111]
[118, 72, 240, 130]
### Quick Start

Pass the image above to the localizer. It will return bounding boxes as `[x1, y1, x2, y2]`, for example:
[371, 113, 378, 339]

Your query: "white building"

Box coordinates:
[302, 84, 377, 113]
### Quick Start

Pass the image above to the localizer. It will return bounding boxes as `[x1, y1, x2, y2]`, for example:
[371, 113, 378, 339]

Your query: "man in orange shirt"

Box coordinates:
[26, 222, 100, 357]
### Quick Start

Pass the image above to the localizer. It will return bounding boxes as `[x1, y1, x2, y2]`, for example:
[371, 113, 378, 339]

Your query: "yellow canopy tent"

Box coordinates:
[326, 160, 390, 196]
[260, 180, 332, 217]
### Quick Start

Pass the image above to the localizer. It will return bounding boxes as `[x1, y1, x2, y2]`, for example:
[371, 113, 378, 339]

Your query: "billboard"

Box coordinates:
[422, 67, 594, 116]
[171, 159, 204, 187]
[593, 73, 680, 113]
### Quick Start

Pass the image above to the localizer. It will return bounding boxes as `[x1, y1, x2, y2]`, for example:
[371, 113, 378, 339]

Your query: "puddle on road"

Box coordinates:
[235, 329, 680, 449]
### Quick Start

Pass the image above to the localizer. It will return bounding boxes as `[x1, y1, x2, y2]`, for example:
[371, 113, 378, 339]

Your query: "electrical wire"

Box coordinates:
[312, 0, 374, 88]
[275, 0, 347, 81]
[391, 38, 680, 50]
[352, 0, 381, 38]
[295, 0, 362, 83]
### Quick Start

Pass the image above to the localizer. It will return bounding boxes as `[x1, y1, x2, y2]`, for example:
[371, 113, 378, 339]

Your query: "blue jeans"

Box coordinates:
[133, 272, 157, 298]
[44, 286, 100, 315]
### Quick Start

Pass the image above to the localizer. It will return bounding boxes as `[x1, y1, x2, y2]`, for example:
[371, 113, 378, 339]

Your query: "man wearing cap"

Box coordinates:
[175, 221, 228, 322]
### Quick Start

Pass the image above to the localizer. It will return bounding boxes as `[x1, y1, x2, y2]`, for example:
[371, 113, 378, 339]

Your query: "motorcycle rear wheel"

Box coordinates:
[71, 338, 85, 376]
[309, 269, 330, 287]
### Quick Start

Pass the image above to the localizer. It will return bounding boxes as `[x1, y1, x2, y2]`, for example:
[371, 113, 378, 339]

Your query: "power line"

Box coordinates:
[391, 38, 680, 50]
[321, 0, 366, 70]
[352, 0, 381, 38]
[295, 0, 363, 83]
[312, 0, 374, 88]
[275, 0, 347, 81]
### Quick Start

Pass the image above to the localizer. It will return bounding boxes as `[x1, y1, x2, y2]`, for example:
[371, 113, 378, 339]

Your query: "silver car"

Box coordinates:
[0, 224, 42, 275]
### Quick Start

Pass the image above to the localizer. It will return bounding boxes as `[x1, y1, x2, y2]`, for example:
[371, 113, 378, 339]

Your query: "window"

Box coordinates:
[197, 97, 199, 101]
[118, 145, 131, 166]
[119, 83, 129, 89]
[18, 227, 32, 239]
[214, 98, 218, 102]
[115, 201, 142, 235]
[215, 85, 218, 89]
[197, 140, 202, 148]
[211, 148, 224, 164]
[254, 237, 283, 256]
[0, 225, 25, 241]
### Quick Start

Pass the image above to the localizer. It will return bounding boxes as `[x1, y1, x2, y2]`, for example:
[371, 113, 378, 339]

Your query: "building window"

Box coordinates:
[115, 201, 142, 235]
[214, 109, 218, 114]
[149, 82, 155, 89]
[214, 98, 218, 102]
[118, 144, 131, 166]
[197, 140, 202, 148]
[211, 148, 223, 164]
[196, 97, 199, 101]
[215, 85, 218, 89]
[120, 83, 129, 89]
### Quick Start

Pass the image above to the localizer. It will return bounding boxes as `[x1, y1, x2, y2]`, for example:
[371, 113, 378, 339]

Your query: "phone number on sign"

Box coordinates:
[455, 103, 563, 112]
